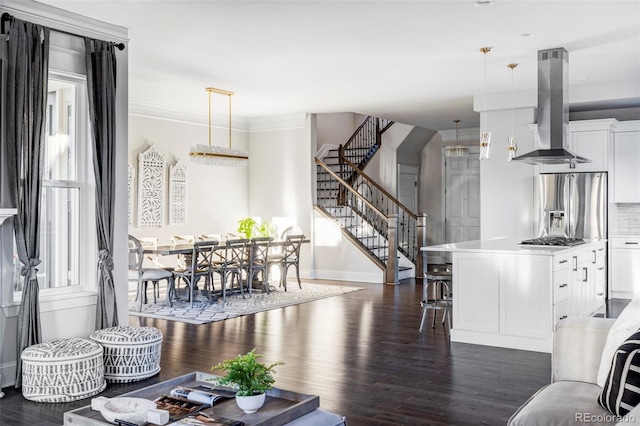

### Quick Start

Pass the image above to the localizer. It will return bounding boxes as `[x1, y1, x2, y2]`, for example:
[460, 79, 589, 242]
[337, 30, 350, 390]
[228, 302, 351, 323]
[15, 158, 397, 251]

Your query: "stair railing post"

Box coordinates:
[416, 213, 428, 282]
[386, 214, 399, 285]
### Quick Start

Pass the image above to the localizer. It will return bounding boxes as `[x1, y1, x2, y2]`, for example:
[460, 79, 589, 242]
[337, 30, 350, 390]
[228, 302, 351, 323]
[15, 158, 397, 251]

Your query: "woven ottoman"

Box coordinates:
[90, 326, 163, 383]
[21, 337, 106, 402]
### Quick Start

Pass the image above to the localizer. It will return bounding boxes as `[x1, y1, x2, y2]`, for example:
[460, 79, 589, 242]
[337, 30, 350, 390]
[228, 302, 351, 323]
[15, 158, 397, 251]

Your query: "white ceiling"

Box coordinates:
[32, 0, 640, 130]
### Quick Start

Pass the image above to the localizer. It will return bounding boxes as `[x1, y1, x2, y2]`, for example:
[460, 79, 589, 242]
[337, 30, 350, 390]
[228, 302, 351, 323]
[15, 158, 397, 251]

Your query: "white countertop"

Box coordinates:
[421, 236, 604, 255]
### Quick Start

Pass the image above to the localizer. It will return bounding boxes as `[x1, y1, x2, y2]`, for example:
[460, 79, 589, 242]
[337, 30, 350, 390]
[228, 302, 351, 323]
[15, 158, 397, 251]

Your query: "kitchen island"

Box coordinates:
[421, 237, 606, 353]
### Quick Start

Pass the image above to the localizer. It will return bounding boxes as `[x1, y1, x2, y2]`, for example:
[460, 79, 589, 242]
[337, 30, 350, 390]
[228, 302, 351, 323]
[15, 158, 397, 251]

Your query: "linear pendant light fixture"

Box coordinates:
[479, 47, 492, 160]
[189, 87, 249, 167]
[444, 119, 469, 158]
[507, 63, 519, 161]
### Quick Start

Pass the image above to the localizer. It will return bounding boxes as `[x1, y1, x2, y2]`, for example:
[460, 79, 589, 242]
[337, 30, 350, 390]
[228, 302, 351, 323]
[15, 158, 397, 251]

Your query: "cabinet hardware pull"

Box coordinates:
[573, 256, 578, 271]
[559, 283, 568, 288]
[597, 267, 604, 271]
[592, 250, 597, 264]
[597, 292, 603, 296]
[625, 242, 639, 245]
[583, 267, 588, 282]
[560, 315, 568, 320]
[559, 259, 568, 264]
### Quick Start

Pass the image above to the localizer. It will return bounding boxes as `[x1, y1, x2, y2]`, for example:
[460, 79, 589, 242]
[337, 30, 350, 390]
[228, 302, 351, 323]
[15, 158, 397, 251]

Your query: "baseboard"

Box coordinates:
[1, 361, 16, 389]
[310, 269, 382, 284]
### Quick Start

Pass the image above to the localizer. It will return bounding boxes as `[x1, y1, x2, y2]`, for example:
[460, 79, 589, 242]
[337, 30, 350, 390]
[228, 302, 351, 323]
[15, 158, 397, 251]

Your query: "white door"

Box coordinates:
[397, 164, 419, 213]
[444, 152, 481, 247]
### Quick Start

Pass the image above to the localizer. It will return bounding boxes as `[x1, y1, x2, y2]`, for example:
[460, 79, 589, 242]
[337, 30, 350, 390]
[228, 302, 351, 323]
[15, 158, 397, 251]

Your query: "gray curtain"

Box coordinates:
[5, 18, 50, 388]
[84, 38, 119, 329]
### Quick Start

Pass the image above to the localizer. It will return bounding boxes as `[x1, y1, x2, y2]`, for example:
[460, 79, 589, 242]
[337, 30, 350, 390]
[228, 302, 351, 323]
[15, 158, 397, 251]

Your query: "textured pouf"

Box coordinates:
[21, 337, 106, 402]
[90, 326, 163, 383]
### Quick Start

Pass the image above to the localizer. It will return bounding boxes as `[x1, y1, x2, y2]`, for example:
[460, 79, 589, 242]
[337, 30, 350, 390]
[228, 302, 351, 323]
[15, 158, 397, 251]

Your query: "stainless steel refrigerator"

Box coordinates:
[535, 172, 607, 239]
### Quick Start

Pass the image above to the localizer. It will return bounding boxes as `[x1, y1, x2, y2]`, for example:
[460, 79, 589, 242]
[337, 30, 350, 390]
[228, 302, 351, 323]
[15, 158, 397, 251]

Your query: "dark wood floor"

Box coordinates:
[0, 279, 627, 426]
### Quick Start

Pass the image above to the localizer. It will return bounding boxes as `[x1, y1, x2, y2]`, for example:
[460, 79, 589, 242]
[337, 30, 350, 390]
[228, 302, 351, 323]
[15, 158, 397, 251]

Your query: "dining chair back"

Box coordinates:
[172, 240, 219, 307]
[211, 238, 249, 301]
[171, 234, 195, 269]
[198, 234, 221, 243]
[247, 237, 274, 294]
[268, 234, 305, 291]
[128, 235, 175, 311]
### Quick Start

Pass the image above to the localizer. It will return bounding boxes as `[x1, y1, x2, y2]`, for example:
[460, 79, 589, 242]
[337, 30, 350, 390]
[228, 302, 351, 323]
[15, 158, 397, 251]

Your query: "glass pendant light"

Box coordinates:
[479, 47, 492, 160]
[507, 63, 518, 161]
[444, 119, 469, 158]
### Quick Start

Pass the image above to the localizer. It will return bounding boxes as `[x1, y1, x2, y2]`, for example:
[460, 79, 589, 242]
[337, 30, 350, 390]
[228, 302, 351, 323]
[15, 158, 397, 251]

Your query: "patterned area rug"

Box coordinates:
[129, 283, 364, 325]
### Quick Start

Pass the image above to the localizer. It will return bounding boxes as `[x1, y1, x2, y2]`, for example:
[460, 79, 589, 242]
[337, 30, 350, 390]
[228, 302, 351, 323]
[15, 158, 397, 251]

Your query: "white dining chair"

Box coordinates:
[129, 235, 175, 310]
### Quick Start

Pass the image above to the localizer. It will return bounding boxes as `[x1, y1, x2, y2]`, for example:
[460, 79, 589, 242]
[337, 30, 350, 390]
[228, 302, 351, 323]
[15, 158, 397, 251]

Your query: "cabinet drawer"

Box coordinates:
[554, 268, 570, 302]
[611, 238, 640, 249]
[554, 253, 572, 271]
[554, 299, 570, 325]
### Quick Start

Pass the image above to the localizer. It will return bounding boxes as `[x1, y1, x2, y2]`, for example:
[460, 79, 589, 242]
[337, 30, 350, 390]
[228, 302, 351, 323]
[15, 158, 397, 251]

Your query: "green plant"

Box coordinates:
[211, 349, 284, 396]
[237, 217, 257, 239]
[256, 222, 276, 238]
[237, 217, 276, 239]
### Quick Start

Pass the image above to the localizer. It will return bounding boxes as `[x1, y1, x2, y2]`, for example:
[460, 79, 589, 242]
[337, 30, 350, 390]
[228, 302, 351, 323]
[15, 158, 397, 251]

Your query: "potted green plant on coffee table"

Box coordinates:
[211, 349, 284, 413]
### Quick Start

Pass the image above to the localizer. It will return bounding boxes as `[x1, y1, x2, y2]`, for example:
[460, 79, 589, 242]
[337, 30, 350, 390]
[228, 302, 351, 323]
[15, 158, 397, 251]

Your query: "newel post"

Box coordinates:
[386, 214, 399, 285]
[416, 213, 428, 282]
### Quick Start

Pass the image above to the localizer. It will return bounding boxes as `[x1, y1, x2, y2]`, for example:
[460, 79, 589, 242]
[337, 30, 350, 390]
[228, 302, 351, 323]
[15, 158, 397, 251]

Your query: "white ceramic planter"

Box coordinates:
[235, 393, 266, 413]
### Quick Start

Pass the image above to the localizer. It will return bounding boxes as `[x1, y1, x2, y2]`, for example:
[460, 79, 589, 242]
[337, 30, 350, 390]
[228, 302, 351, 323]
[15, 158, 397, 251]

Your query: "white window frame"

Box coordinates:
[11, 70, 97, 304]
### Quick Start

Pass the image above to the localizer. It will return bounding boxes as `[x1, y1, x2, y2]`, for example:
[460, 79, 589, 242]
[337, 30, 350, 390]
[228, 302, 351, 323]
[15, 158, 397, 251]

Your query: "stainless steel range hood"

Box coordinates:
[511, 47, 591, 165]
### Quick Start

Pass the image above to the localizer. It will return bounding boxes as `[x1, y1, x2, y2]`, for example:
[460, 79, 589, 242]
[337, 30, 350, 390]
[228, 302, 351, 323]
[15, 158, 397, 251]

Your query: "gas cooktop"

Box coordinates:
[520, 236, 586, 247]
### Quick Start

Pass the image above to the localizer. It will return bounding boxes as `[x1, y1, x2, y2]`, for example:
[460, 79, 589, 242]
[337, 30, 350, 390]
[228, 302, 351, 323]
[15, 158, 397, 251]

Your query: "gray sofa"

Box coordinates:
[509, 316, 640, 426]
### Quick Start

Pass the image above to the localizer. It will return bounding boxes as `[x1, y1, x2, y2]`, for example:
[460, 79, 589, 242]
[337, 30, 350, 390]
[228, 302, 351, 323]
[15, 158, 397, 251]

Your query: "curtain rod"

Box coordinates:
[1, 12, 125, 51]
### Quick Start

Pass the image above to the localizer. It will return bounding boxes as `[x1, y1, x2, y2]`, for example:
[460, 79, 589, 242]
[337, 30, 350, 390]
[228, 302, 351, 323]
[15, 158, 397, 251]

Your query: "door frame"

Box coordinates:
[397, 164, 419, 213]
[440, 146, 481, 253]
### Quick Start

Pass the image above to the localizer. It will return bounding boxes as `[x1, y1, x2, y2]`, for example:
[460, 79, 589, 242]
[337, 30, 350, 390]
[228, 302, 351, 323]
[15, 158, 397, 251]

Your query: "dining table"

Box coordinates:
[141, 238, 309, 306]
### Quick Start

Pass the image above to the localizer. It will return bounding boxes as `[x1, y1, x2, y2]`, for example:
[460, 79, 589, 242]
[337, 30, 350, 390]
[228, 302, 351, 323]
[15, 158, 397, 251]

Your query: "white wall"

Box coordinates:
[248, 115, 313, 276]
[478, 108, 537, 240]
[128, 114, 249, 260]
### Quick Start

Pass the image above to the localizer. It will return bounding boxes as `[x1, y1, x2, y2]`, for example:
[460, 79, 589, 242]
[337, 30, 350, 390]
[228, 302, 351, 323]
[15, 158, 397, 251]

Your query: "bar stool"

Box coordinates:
[419, 264, 452, 332]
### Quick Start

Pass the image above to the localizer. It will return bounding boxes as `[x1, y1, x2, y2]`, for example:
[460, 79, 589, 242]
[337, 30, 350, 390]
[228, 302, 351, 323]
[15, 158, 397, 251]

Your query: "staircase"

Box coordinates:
[315, 116, 425, 283]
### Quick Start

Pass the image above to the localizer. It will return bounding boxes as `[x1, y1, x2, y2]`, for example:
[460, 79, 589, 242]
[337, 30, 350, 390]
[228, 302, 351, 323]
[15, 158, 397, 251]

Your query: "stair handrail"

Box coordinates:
[341, 116, 376, 154]
[339, 156, 417, 221]
[315, 158, 387, 220]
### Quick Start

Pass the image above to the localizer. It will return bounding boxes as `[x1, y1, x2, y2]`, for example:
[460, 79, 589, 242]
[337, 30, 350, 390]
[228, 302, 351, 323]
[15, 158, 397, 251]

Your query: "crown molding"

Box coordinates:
[248, 114, 308, 132]
[130, 98, 307, 132]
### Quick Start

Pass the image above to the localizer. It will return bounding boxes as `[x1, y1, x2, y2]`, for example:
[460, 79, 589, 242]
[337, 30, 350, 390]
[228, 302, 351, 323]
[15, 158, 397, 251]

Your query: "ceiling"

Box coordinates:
[32, 0, 640, 131]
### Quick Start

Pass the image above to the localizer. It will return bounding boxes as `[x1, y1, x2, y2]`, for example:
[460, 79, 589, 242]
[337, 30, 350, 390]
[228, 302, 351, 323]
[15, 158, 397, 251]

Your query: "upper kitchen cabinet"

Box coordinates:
[613, 121, 640, 203]
[537, 119, 616, 174]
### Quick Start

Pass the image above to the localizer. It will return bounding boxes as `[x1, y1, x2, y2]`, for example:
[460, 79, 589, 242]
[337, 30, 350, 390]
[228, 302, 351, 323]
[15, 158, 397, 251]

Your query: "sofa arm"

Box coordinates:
[552, 317, 615, 384]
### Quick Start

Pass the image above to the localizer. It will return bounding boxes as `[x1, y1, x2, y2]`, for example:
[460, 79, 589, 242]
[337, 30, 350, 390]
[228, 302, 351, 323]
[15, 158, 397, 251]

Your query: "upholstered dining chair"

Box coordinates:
[136, 237, 172, 301]
[246, 237, 274, 295]
[211, 238, 248, 302]
[268, 234, 305, 291]
[171, 240, 219, 307]
[198, 234, 221, 243]
[128, 235, 175, 311]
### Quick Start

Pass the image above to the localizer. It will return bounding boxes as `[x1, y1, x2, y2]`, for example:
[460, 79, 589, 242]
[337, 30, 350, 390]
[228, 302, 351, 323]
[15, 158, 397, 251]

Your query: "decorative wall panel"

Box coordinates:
[169, 161, 187, 225]
[127, 164, 135, 225]
[137, 145, 166, 227]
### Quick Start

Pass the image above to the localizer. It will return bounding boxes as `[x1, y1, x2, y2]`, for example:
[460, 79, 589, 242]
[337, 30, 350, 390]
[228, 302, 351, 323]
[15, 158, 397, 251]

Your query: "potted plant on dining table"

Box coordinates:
[211, 349, 284, 413]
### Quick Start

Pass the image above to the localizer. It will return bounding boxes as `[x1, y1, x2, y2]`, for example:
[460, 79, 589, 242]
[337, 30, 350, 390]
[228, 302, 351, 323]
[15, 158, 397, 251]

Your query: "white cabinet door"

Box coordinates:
[453, 253, 499, 333]
[569, 130, 609, 172]
[538, 124, 611, 173]
[614, 131, 640, 203]
[611, 237, 640, 296]
[500, 254, 552, 339]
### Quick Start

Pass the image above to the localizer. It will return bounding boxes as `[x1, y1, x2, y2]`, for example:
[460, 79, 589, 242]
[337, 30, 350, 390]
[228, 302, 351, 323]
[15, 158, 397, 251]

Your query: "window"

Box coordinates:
[13, 71, 96, 295]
